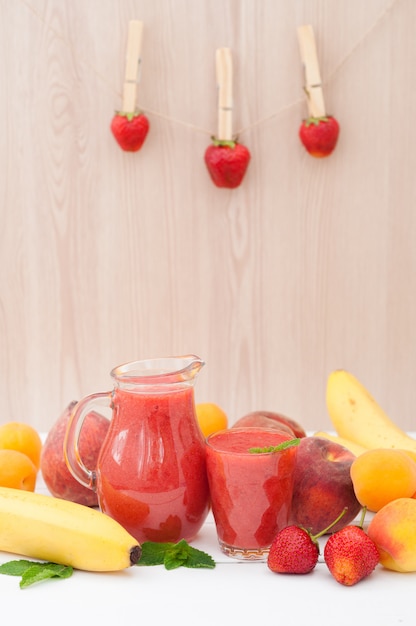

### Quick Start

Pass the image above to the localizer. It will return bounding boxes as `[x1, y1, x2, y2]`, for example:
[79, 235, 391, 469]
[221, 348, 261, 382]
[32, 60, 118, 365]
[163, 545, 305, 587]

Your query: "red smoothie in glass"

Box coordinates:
[206, 427, 297, 559]
[96, 385, 210, 543]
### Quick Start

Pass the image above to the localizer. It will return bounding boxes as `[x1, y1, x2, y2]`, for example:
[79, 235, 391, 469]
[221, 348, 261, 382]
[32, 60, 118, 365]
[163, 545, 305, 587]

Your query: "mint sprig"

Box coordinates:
[249, 437, 300, 454]
[0, 559, 73, 588]
[138, 539, 215, 570]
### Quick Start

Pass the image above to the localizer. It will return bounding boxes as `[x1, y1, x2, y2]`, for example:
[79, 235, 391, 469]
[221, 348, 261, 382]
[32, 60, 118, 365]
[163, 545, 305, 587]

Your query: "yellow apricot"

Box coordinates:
[0, 421, 42, 469]
[350, 448, 416, 512]
[0, 449, 37, 491]
[368, 498, 416, 572]
[195, 403, 228, 438]
[398, 449, 416, 465]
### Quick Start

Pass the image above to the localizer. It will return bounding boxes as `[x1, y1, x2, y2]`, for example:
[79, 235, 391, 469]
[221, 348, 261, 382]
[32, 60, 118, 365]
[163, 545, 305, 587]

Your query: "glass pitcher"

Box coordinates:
[64, 355, 210, 544]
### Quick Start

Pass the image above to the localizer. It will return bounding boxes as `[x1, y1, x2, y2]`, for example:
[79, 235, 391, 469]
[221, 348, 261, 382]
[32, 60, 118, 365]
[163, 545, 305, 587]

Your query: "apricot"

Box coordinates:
[0, 449, 37, 491]
[367, 497, 416, 572]
[0, 421, 43, 469]
[195, 403, 228, 438]
[350, 448, 416, 512]
[398, 449, 416, 465]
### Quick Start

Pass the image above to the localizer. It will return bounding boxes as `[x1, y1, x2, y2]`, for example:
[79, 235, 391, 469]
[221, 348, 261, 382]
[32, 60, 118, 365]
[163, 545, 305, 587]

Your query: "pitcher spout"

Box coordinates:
[179, 354, 205, 381]
[110, 354, 205, 388]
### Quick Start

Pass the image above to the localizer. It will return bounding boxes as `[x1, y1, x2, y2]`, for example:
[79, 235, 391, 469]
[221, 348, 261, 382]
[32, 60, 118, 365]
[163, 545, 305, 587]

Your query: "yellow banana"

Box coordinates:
[313, 431, 368, 456]
[0, 487, 141, 571]
[326, 369, 416, 453]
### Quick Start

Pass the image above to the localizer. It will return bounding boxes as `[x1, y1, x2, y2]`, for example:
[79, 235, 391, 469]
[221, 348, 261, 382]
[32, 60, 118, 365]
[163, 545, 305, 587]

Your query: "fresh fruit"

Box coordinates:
[326, 369, 416, 453]
[313, 431, 368, 457]
[299, 115, 340, 157]
[268, 525, 319, 574]
[232, 414, 295, 437]
[367, 497, 416, 572]
[350, 448, 416, 512]
[0, 421, 42, 469]
[324, 511, 379, 586]
[110, 110, 149, 152]
[233, 411, 306, 438]
[268, 508, 347, 574]
[204, 139, 251, 188]
[195, 402, 228, 438]
[289, 436, 361, 534]
[0, 449, 37, 491]
[40, 401, 109, 506]
[0, 486, 141, 571]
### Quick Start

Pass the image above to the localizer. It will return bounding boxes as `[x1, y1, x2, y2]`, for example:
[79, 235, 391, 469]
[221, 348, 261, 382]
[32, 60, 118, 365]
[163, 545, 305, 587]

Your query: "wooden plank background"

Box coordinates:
[1, 0, 415, 433]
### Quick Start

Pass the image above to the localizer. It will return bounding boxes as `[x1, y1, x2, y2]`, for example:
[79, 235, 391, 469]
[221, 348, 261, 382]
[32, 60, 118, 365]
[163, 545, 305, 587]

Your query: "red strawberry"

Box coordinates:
[204, 139, 251, 189]
[110, 110, 149, 152]
[268, 525, 319, 574]
[324, 524, 379, 586]
[268, 508, 347, 575]
[299, 115, 340, 158]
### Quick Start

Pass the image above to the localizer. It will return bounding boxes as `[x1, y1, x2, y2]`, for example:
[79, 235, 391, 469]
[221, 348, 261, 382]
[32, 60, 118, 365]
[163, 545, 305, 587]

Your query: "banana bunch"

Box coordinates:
[316, 369, 416, 456]
[0, 486, 141, 571]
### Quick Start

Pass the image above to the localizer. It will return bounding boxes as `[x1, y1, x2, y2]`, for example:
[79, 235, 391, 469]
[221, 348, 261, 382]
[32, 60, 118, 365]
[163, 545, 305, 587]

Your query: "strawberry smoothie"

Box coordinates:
[97, 385, 210, 544]
[206, 427, 298, 560]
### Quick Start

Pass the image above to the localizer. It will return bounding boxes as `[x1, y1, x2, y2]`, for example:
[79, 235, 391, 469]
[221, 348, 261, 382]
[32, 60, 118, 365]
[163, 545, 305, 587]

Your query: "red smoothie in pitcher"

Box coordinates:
[96, 385, 210, 543]
[206, 427, 298, 559]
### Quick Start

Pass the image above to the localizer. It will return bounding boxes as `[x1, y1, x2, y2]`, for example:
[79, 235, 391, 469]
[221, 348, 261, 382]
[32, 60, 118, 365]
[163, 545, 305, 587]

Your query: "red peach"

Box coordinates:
[40, 401, 109, 506]
[368, 497, 416, 572]
[289, 436, 362, 534]
[232, 414, 295, 437]
[232, 411, 306, 438]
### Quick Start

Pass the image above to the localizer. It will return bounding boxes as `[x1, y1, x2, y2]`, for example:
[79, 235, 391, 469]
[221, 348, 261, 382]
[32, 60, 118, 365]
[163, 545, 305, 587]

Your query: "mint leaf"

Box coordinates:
[249, 437, 300, 454]
[20, 563, 73, 588]
[0, 560, 35, 576]
[164, 540, 190, 570]
[0, 559, 73, 588]
[179, 544, 216, 569]
[138, 540, 215, 570]
[139, 542, 172, 566]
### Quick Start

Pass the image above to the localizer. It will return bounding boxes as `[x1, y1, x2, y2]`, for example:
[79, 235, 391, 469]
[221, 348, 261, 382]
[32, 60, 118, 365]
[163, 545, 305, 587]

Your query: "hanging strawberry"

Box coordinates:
[111, 111, 149, 152]
[111, 20, 149, 153]
[299, 115, 340, 158]
[297, 25, 340, 158]
[204, 139, 251, 189]
[204, 48, 251, 188]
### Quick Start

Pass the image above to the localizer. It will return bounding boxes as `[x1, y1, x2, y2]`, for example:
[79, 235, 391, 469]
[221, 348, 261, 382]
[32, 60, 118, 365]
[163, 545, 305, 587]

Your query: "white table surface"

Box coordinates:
[0, 446, 415, 625]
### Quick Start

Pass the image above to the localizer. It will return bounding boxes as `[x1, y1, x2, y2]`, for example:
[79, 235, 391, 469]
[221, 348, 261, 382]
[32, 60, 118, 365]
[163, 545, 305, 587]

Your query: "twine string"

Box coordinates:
[21, 0, 399, 138]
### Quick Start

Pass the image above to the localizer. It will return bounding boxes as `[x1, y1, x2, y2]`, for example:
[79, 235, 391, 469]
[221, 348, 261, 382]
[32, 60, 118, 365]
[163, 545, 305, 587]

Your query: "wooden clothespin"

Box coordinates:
[216, 48, 233, 141]
[122, 20, 144, 113]
[297, 25, 326, 118]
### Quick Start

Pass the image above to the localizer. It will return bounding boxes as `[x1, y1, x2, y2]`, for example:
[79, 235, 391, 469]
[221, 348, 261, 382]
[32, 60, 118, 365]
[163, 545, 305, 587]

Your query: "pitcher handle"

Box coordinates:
[64, 392, 111, 491]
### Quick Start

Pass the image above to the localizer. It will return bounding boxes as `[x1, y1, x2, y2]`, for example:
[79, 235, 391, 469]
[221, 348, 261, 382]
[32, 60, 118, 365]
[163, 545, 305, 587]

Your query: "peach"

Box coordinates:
[367, 497, 416, 572]
[350, 448, 416, 512]
[289, 436, 361, 534]
[232, 414, 295, 437]
[40, 401, 109, 506]
[0, 449, 38, 491]
[232, 411, 306, 438]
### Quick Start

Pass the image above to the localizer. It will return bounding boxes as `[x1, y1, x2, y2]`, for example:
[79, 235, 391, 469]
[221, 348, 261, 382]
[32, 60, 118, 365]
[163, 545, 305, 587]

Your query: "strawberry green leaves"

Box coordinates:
[138, 539, 215, 570]
[0, 559, 73, 588]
